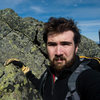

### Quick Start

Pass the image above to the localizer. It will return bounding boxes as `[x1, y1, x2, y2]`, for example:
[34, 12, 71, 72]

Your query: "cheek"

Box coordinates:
[64, 46, 76, 57]
[47, 47, 55, 60]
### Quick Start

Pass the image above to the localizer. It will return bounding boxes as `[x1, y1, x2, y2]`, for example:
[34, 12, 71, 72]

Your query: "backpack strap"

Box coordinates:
[80, 56, 100, 64]
[65, 60, 91, 100]
[40, 70, 48, 96]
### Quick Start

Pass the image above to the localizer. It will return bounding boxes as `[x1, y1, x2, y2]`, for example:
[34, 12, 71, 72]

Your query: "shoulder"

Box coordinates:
[77, 56, 100, 89]
[79, 56, 100, 71]
[76, 69, 100, 99]
[71, 56, 100, 99]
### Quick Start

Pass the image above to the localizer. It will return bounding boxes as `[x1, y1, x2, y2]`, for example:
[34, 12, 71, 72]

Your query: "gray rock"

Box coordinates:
[0, 64, 42, 100]
[78, 35, 100, 57]
[0, 8, 100, 100]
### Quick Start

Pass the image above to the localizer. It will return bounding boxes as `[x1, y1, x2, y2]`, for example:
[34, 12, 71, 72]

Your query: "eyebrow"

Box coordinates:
[60, 41, 72, 45]
[47, 41, 72, 46]
[47, 42, 57, 46]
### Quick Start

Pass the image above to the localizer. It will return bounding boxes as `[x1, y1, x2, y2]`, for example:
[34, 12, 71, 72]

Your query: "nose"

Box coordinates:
[55, 45, 63, 56]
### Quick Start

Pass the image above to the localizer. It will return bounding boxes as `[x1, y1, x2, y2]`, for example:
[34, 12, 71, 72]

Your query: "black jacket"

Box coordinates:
[26, 56, 100, 100]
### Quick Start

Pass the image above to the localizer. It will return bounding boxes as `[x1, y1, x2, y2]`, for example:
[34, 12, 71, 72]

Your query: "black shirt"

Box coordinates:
[26, 56, 100, 100]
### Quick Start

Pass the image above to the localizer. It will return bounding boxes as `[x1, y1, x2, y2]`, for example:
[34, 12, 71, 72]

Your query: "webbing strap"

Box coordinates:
[40, 71, 48, 96]
[65, 60, 91, 100]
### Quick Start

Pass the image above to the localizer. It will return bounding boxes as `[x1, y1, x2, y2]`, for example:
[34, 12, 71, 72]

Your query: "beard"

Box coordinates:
[50, 54, 76, 73]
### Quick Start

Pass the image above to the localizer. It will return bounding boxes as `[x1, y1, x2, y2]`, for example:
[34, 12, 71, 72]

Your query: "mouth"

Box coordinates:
[54, 58, 66, 64]
[56, 58, 63, 62]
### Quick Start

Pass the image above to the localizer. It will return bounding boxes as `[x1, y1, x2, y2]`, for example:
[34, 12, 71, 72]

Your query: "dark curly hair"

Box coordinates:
[43, 17, 81, 45]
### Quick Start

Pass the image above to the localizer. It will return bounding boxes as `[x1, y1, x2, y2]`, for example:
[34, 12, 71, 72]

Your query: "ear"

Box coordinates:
[75, 45, 78, 53]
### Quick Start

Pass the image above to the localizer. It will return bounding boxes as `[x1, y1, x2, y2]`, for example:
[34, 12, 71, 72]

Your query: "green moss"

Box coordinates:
[0, 64, 29, 100]
[42, 43, 46, 48]
[31, 45, 37, 52]
[0, 93, 16, 100]
[23, 78, 27, 85]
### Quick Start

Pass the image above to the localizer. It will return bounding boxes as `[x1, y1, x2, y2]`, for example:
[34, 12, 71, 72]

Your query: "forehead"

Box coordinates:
[47, 31, 74, 42]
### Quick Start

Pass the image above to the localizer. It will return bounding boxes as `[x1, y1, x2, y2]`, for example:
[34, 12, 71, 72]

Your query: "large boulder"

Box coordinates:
[0, 8, 100, 100]
[0, 64, 40, 100]
[78, 35, 100, 57]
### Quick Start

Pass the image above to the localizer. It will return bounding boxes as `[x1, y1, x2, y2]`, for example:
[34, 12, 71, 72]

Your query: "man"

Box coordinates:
[5, 17, 100, 100]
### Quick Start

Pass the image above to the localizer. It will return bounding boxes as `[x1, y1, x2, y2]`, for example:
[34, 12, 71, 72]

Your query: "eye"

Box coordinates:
[47, 42, 57, 46]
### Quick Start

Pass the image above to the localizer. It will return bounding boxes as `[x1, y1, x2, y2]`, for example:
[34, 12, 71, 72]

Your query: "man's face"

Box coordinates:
[47, 31, 78, 71]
